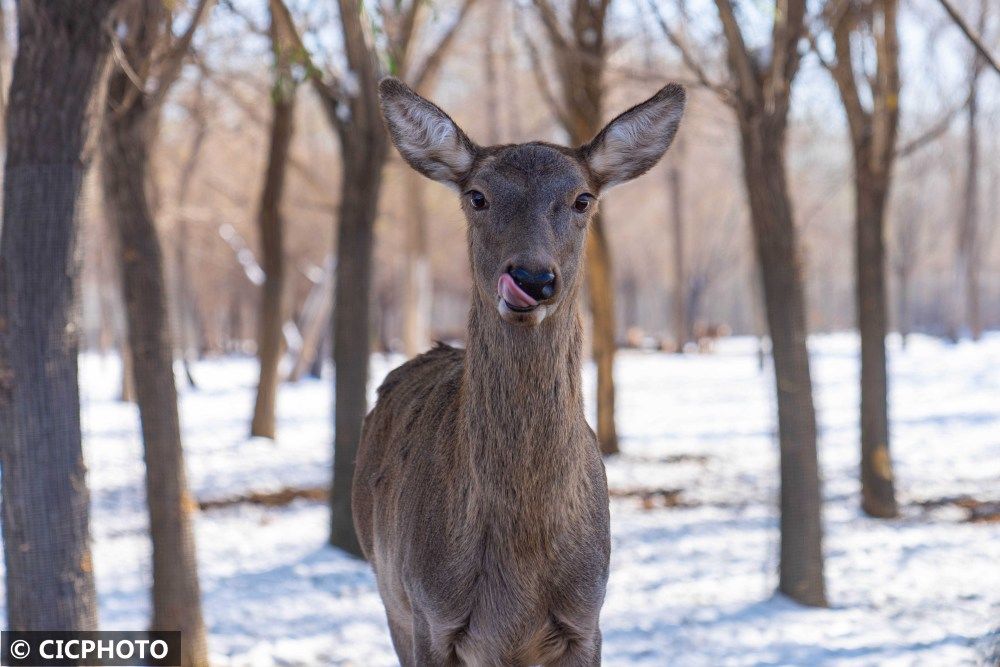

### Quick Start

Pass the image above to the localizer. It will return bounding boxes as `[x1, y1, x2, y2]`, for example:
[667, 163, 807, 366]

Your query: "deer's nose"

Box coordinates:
[509, 267, 556, 301]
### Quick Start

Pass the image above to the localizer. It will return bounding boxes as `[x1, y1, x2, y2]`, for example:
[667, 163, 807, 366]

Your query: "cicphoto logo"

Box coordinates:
[1, 631, 181, 666]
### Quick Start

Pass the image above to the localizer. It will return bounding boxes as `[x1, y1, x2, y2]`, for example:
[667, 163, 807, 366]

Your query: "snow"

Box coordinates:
[3, 333, 999, 665]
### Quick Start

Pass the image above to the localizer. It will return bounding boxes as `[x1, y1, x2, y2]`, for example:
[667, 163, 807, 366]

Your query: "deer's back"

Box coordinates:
[353, 342, 466, 562]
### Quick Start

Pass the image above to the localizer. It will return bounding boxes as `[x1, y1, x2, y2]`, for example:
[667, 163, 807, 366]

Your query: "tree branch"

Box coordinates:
[516, 13, 573, 134]
[713, 0, 761, 106]
[933, 0, 1000, 75]
[268, 0, 346, 129]
[531, 0, 569, 52]
[765, 0, 807, 111]
[409, 0, 481, 90]
[895, 87, 973, 158]
[150, 0, 217, 106]
[647, 0, 732, 103]
[828, 3, 870, 146]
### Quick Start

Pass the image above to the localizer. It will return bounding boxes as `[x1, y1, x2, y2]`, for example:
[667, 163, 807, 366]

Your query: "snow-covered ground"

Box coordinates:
[3, 333, 999, 665]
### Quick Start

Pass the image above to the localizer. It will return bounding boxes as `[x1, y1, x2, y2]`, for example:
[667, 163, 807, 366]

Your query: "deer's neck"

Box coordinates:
[461, 297, 588, 514]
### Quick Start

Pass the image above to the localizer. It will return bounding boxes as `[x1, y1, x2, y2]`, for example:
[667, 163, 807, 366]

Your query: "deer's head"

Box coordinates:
[380, 78, 685, 328]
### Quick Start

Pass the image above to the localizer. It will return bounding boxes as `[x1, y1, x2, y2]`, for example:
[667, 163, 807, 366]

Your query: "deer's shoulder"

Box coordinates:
[376, 342, 463, 398]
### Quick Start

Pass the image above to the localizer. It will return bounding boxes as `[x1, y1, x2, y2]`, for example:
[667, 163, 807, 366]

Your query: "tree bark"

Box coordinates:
[251, 11, 298, 439]
[100, 4, 209, 663]
[738, 121, 827, 606]
[0, 0, 115, 631]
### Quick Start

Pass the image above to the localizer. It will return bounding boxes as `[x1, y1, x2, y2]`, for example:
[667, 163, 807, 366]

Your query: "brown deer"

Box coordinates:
[354, 78, 685, 666]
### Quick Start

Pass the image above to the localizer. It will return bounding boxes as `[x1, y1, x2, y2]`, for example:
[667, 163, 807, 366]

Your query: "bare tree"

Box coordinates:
[530, 0, 620, 455]
[652, 0, 827, 605]
[100, 1, 214, 663]
[816, 0, 901, 517]
[271, 0, 477, 555]
[251, 4, 299, 439]
[0, 0, 118, 631]
[716, 0, 826, 607]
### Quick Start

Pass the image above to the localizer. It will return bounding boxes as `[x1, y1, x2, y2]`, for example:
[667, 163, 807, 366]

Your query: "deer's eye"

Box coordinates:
[573, 194, 594, 213]
[467, 190, 489, 211]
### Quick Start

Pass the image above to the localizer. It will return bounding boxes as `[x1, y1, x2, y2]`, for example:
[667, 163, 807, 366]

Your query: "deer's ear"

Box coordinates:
[581, 84, 686, 190]
[379, 77, 478, 187]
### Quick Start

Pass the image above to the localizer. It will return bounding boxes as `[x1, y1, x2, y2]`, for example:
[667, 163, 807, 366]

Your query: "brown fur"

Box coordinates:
[354, 78, 684, 666]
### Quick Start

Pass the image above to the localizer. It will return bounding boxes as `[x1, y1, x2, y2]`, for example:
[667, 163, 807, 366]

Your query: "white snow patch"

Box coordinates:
[0, 333, 997, 665]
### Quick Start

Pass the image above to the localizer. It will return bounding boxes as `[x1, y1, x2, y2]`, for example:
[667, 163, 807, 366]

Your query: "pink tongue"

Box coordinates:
[499, 273, 537, 309]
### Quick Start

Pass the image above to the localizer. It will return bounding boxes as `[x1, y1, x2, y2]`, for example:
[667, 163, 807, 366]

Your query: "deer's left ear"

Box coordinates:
[581, 84, 686, 190]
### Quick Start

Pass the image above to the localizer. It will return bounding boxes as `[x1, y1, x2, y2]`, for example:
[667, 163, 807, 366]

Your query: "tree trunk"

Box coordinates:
[329, 133, 387, 556]
[0, 0, 114, 631]
[252, 17, 297, 439]
[542, 0, 619, 455]
[738, 119, 827, 607]
[401, 169, 432, 357]
[668, 138, 686, 353]
[855, 169, 897, 517]
[102, 77, 209, 667]
[827, 0, 900, 518]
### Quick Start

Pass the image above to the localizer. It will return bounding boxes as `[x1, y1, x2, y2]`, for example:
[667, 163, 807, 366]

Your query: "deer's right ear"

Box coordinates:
[379, 78, 478, 188]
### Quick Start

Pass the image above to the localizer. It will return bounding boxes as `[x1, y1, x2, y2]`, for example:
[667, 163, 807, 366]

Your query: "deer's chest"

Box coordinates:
[397, 500, 609, 662]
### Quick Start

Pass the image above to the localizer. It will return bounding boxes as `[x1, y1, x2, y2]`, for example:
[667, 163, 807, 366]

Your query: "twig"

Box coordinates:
[409, 0, 480, 90]
[151, 0, 217, 107]
[933, 0, 1000, 75]
[896, 87, 974, 158]
[646, 0, 731, 102]
[516, 13, 573, 134]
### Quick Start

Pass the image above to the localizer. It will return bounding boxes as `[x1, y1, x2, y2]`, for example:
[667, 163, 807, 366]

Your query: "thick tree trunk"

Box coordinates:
[329, 134, 387, 557]
[401, 169, 432, 358]
[0, 0, 114, 631]
[855, 171, 897, 517]
[738, 119, 827, 607]
[251, 26, 297, 439]
[102, 91, 209, 667]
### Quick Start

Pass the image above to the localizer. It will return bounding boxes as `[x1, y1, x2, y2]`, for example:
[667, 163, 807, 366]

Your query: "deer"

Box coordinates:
[353, 77, 685, 666]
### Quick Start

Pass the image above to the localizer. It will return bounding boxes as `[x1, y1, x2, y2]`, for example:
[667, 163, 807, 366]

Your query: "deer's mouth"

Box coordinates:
[496, 273, 554, 326]
[498, 273, 539, 312]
